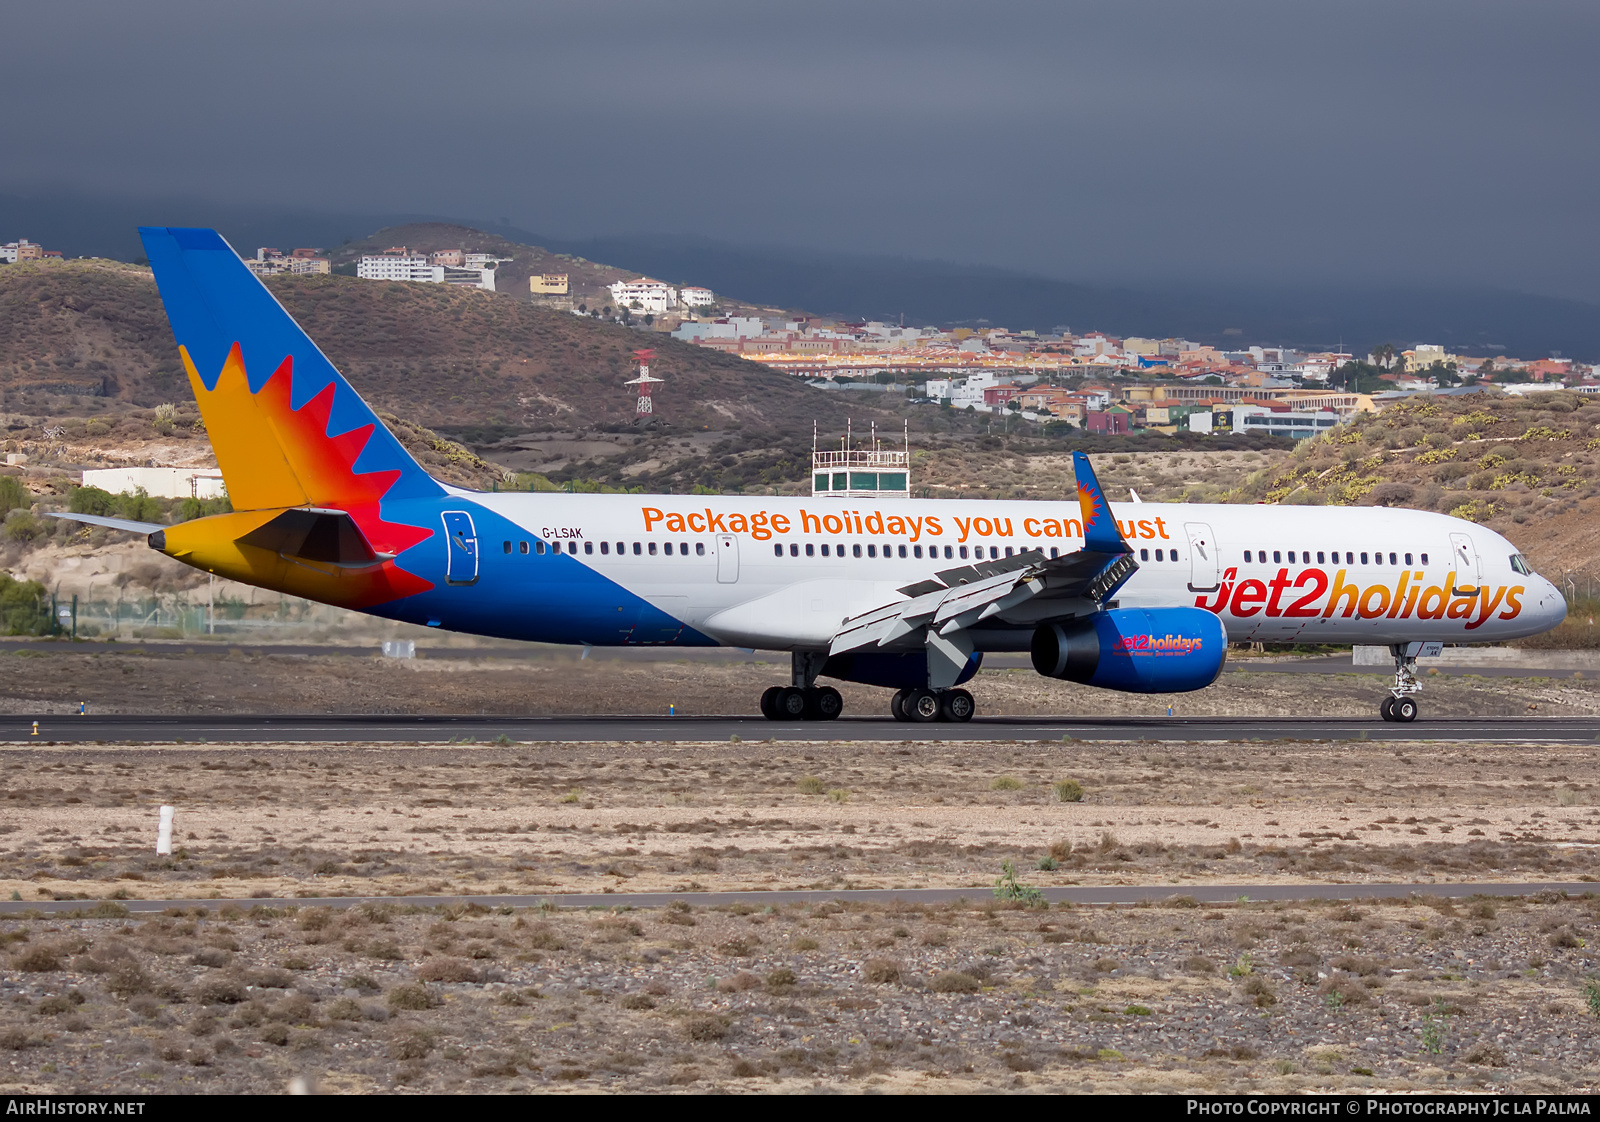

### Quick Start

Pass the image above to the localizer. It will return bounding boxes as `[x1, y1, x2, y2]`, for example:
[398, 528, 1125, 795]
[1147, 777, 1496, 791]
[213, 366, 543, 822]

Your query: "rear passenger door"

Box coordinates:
[442, 511, 479, 585]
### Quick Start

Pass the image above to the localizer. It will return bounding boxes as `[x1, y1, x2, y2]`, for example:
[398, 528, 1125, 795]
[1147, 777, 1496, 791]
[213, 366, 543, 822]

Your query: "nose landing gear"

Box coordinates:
[1378, 642, 1430, 722]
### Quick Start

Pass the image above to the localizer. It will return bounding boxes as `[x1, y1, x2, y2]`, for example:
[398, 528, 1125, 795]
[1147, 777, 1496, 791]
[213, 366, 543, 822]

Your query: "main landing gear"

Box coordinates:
[760, 652, 843, 722]
[760, 685, 843, 722]
[890, 687, 975, 723]
[1379, 642, 1422, 723]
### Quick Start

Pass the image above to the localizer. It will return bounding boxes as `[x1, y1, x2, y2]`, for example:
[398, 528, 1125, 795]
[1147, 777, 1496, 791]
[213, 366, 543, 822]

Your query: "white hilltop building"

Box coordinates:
[357, 249, 496, 291]
[607, 279, 677, 314]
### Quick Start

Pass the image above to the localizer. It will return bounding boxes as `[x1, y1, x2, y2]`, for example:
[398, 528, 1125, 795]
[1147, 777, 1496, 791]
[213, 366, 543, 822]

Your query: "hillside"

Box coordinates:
[1231, 389, 1600, 577]
[0, 258, 898, 436]
[0, 257, 965, 498]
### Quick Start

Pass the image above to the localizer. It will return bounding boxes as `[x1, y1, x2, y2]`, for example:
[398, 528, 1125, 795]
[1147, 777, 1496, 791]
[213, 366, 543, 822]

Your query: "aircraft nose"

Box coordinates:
[1533, 576, 1568, 629]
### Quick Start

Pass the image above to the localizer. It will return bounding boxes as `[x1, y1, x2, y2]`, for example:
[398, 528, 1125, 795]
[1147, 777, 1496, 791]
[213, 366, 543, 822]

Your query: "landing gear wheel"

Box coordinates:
[775, 686, 809, 720]
[760, 686, 783, 720]
[1379, 696, 1396, 722]
[1393, 697, 1418, 723]
[939, 688, 975, 723]
[809, 686, 843, 721]
[904, 688, 941, 723]
[890, 689, 911, 722]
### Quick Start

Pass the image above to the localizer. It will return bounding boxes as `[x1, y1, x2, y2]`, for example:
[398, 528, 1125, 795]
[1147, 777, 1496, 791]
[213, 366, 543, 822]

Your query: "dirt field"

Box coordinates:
[2, 643, 1600, 719]
[0, 733, 1597, 1094]
[1, 651, 1598, 1094]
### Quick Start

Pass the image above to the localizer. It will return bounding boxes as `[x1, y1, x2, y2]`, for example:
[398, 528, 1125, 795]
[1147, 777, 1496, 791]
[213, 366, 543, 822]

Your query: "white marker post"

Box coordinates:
[156, 806, 174, 856]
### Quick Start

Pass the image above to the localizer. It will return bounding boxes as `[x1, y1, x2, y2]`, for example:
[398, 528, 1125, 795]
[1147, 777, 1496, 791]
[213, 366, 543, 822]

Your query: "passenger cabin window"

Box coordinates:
[535, 540, 546, 555]
[790, 544, 799, 557]
[600, 541, 609, 555]
[899, 545, 907, 558]
[503, 540, 512, 554]
[1140, 549, 1149, 561]
[632, 542, 641, 556]
[1404, 552, 1412, 565]
[1360, 552, 1368, 564]
[585, 542, 593, 555]
[806, 544, 815, 556]
[1420, 553, 1428, 565]
[697, 542, 706, 556]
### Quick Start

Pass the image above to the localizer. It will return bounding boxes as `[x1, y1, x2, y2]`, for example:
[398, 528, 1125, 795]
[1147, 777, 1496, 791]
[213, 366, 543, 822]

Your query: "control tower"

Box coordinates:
[811, 421, 911, 499]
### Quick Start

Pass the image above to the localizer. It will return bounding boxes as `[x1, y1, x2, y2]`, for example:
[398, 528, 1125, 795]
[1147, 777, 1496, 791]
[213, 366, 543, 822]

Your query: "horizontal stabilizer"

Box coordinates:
[48, 512, 165, 535]
[237, 508, 381, 566]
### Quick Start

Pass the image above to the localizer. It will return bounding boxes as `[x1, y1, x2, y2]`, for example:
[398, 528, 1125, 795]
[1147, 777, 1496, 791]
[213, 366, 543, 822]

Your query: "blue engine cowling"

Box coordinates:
[1030, 607, 1227, 693]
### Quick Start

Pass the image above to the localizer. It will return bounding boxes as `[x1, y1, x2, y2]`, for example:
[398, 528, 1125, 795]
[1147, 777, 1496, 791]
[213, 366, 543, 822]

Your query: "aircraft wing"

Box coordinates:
[827, 452, 1137, 671]
[827, 546, 1136, 656]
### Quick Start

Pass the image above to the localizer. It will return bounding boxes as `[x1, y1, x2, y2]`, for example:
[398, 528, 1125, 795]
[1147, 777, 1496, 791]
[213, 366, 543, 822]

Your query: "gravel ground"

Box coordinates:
[1, 893, 1597, 1094]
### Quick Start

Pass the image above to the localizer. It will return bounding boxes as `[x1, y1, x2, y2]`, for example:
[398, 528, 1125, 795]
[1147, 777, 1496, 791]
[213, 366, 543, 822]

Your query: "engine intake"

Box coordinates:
[1031, 607, 1227, 694]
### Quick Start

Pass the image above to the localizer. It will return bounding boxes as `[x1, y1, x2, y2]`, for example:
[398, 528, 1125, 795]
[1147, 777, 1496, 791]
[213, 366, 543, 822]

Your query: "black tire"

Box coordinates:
[940, 688, 975, 723]
[1379, 696, 1396, 722]
[776, 686, 808, 720]
[1394, 697, 1418, 722]
[813, 686, 843, 721]
[905, 688, 941, 723]
[760, 686, 783, 720]
[890, 689, 910, 722]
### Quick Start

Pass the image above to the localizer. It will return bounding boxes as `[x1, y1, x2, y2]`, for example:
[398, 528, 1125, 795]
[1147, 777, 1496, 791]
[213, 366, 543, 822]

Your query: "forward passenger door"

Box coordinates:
[1449, 532, 1480, 592]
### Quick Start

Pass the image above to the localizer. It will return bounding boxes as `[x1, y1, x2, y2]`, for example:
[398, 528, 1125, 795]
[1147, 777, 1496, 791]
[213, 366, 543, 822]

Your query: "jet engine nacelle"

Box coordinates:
[1031, 607, 1227, 694]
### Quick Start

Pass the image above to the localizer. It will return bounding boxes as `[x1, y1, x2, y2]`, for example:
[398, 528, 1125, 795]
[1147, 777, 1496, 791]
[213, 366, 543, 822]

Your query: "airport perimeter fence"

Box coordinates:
[16, 588, 413, 645]
[1553, 570, 1600, 607]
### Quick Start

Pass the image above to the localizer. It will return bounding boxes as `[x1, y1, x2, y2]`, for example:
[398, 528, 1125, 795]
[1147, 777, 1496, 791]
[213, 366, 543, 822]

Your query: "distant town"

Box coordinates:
[5, 232, 1594, 444]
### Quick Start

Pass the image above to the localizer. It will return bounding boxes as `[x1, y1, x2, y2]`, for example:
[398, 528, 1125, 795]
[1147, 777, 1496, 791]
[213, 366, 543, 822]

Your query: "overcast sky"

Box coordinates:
[4, 1, 1597, 300]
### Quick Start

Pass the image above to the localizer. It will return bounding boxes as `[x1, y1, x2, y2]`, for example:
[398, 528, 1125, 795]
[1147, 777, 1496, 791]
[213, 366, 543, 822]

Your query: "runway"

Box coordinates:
[1, 880, 1590, 917]
[6, 713, 1600, 743]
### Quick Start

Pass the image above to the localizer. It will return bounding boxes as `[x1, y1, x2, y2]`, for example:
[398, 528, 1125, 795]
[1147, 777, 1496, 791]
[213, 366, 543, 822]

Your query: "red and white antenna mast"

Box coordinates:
[624, 349, 663, 419]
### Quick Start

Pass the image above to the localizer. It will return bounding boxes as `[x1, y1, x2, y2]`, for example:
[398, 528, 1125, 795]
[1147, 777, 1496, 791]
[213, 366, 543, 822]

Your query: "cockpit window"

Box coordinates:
[1509, 554, 1532, 576]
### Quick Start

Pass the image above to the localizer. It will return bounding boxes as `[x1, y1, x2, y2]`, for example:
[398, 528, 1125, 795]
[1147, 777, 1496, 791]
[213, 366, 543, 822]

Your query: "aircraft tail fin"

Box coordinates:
[138, 227, 444, 517]
[1072, 451, 1131, 554]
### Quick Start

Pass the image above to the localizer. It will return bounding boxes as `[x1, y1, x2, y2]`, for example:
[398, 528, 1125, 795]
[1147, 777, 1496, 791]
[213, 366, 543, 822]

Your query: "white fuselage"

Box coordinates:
[441, 490, 1566, 650]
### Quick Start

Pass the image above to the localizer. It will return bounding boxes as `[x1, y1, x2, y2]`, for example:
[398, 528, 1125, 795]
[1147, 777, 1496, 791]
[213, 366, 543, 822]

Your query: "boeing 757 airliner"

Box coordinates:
[55, 228, 1568, 723]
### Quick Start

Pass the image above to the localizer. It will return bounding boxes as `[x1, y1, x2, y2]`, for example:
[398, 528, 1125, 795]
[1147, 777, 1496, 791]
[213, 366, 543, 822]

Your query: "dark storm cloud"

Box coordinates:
[2, 1, 1597, 298]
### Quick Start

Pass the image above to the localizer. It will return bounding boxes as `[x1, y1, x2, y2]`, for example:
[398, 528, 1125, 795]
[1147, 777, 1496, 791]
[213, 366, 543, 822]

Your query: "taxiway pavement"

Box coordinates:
[5, 713, 1599, 743]
[1, 881, 1590, 917]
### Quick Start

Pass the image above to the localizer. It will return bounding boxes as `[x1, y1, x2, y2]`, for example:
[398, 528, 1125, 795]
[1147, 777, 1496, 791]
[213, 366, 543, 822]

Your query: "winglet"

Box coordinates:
[1073, 451, 1130, 554]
